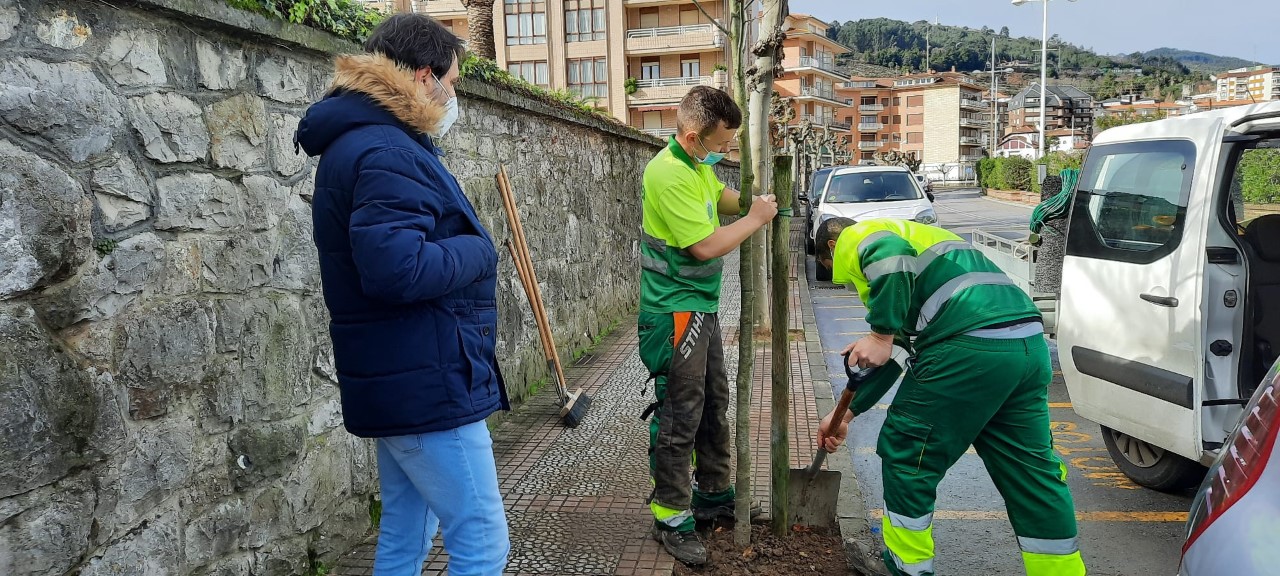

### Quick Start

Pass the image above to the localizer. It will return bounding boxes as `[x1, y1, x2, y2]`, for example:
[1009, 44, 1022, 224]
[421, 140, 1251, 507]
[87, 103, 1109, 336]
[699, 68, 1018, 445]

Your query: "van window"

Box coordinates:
[1067, 140, 1196, 264]
[811, 170, 832, 204]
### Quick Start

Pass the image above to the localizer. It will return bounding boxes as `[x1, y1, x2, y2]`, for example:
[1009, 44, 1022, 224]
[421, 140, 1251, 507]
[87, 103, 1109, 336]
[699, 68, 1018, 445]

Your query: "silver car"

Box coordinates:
[1180, 356, 1280, 574]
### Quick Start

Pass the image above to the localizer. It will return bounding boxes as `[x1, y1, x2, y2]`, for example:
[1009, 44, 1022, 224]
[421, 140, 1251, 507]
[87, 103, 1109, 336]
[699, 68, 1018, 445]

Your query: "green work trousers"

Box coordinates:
[876, 335, 1085, 576]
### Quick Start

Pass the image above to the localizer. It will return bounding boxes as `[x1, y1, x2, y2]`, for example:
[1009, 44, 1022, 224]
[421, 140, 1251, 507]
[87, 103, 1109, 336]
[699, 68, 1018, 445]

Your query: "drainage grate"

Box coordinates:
[813, 284, 846, 290]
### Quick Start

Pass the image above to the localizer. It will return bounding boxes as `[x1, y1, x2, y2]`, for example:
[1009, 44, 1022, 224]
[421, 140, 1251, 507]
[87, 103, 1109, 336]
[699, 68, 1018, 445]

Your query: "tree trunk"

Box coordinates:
[769, 154, 793, 535]
[728, 0, 755, 549]
[461, 0, 497, 61]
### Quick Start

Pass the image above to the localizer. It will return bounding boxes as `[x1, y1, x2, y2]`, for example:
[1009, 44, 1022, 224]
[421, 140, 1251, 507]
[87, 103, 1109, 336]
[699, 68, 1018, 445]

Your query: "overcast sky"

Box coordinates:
[789, 0, 1279, 66]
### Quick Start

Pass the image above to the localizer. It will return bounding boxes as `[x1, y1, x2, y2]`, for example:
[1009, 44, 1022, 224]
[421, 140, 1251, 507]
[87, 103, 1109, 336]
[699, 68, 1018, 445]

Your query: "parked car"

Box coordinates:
[913, 173, 936, 202]
[802, 166, 838, 255]
[968, 101, 1280, 491]
[1180, 355, 1279, 575]
[806, 165, 938, 281]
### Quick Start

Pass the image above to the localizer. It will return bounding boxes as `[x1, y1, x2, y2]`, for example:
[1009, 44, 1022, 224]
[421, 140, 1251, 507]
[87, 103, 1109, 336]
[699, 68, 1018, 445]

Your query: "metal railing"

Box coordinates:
[959, 117, 986, 127]
[797, 56, 838, 73]
[960, 98, 989, 109]
[859, 103, 885, 113]
[626, 23, 718, 39]
[844, 80, 878, 89]
[858, 141, 882, 150]
[800, 86, 838, 101]
[960, 136, 984, 145]
[857, 122, 884, 132]
[634, 76, 712, 89]
[960, 154, 984, 162]
[830, 120, 852, 131]
[642, 127, 677, 138]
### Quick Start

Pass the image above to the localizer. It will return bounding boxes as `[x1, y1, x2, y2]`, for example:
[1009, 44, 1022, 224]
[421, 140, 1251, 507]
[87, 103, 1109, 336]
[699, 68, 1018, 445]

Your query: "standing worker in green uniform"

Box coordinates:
[637, 86, 777, 566]
[813, 217, 1087, 576]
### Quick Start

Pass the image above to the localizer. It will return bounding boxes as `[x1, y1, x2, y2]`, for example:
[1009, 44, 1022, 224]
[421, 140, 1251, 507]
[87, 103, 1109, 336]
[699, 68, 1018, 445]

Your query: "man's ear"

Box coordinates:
[827, 239, 838, 253]
[413, 68, 432, 84]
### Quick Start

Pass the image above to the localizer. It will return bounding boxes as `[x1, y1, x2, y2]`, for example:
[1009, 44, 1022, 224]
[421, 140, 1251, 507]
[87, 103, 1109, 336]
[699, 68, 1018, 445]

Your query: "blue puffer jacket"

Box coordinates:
[296, 53, 509, 438]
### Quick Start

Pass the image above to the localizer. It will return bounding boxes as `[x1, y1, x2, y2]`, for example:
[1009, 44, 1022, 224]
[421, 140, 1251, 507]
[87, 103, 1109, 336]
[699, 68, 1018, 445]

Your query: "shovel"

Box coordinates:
[788, 352, 898, 530]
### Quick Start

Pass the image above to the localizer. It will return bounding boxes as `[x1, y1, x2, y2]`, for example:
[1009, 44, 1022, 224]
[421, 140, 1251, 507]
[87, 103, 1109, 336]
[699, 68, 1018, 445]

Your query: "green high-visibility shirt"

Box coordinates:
[639, 137, 726, 314]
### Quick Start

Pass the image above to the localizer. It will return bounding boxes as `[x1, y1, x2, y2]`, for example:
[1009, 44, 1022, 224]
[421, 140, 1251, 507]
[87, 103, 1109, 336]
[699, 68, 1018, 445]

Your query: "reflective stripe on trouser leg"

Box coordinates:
[881, 509, 936, 576]
[1019, 537, 1085, 576]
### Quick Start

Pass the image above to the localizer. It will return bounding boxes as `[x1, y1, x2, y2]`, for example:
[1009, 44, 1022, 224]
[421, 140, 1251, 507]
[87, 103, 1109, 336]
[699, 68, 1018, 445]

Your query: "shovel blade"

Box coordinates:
[786, 468, 842, 530]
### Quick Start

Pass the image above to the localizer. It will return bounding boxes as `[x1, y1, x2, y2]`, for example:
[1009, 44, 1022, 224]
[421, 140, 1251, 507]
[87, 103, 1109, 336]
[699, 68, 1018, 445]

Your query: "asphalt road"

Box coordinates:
[806, 188, 1194, 576]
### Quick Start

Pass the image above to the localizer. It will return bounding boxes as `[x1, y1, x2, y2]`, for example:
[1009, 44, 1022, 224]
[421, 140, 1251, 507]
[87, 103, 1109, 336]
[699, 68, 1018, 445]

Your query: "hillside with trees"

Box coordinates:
[1143, 48, 1263, 73]
[825, 19, 1224, 100]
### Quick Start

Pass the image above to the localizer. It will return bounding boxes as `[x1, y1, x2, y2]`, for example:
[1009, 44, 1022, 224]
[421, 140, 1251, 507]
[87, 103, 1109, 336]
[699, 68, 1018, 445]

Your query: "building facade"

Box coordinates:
[1215, 66, 1279, 103]
[1006, 83, 1094, 139]
[381, 0, 732, 137]
[776, 15, 852, 133]
[835, 72, 989, 165]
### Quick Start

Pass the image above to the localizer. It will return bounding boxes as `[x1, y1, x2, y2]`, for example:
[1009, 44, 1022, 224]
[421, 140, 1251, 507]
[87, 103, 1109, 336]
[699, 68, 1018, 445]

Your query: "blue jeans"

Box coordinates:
[373, 420, 510, 576]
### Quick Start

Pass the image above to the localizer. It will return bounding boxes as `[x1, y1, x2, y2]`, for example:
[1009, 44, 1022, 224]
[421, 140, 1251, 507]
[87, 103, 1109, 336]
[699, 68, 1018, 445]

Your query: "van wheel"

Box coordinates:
[1100, 425, 1206, 493]
[815, 264, 832, 282]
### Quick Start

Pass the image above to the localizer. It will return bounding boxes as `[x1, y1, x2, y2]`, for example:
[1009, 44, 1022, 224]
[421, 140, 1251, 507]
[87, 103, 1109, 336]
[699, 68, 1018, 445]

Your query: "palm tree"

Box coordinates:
[461, 0, 497, 60]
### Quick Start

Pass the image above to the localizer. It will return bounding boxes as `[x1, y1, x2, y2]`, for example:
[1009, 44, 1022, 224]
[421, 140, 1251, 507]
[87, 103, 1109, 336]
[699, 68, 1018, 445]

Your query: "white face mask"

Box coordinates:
[429, 74, 459, 138]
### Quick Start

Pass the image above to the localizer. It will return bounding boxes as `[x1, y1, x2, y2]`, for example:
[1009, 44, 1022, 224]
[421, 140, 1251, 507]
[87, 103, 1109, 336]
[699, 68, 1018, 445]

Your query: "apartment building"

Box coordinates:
[1215, 66, 1279, 102]
[389, 0, 732, 137]
[1006, 83, 1094, 139]
[776, 15, 851, 134]
[835, 72, 989, 165]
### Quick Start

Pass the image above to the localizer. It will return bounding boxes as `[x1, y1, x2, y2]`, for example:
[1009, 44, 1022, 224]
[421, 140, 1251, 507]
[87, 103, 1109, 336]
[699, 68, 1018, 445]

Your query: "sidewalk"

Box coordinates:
[331, 223, 829, 576]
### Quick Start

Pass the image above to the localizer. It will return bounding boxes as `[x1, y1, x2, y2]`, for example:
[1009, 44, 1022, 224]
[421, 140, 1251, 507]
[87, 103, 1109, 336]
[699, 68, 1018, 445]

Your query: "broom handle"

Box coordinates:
[497, 168, 570, 398]
[505, 238, 568, 404]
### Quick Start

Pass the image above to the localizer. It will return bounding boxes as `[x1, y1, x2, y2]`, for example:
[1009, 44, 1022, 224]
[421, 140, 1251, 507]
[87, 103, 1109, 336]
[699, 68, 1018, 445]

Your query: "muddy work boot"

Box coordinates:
[651, 526, 707, 565]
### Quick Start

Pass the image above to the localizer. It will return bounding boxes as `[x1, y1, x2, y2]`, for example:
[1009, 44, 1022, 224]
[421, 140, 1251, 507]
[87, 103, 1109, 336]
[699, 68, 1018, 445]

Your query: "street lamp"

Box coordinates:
[1012, 0, 1077, 161]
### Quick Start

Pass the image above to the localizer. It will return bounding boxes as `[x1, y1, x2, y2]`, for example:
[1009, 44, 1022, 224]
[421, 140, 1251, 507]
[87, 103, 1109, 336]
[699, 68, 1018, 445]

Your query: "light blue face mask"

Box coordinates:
[697, 136, 726, 166]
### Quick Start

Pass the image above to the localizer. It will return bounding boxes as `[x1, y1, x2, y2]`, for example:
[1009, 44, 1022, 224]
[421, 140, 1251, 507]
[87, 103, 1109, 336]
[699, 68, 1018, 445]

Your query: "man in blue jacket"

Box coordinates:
[296, 13, 509, 576]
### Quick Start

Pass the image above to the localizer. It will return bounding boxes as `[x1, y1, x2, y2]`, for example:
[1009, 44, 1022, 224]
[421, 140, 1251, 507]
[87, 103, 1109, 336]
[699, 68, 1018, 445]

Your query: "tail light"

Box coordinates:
[1184, 372, 1280, 552]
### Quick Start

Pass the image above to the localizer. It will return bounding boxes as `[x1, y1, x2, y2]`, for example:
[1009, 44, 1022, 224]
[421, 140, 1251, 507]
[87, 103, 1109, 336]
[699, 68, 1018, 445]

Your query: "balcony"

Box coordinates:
[857, 122, 884, 132]
[629, 76, 715, 105]
[843, 80, 879, 89]
[798, 86, 845, 105]
[790, 56, 840, 76]
[859, 103, 885, 113]
[858, 141, 882, 150]
[960, 136, 984, 146]
[799, 114, 851, 130]
[416, 0, 465, 18]
[626, 23, 723, 55]
[960, 98, 989, 110]
[642, 127, 677, 138]
[959, 116, 986, 127]
[960, 154, 984, 162]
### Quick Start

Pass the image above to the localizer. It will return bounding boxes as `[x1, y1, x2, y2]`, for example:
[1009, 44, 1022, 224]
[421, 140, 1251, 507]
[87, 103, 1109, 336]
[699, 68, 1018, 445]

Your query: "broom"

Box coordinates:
[496, 166, 592, 428]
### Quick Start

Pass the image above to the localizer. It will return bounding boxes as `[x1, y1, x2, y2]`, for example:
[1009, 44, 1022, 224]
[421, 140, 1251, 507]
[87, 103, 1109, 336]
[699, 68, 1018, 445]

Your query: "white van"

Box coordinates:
[978, 101, 1280, 490]
[805, 165, 938, 281]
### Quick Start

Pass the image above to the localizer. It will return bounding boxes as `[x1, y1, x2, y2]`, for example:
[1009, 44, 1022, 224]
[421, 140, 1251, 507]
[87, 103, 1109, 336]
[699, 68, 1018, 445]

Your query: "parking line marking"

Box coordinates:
[1049, 402, 1072, 408]
[868, 509, 1188, 523]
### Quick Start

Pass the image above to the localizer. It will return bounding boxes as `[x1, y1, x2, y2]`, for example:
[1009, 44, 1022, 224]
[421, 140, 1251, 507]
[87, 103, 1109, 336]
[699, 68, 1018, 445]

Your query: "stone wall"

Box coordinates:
[0, 0, 737, 572]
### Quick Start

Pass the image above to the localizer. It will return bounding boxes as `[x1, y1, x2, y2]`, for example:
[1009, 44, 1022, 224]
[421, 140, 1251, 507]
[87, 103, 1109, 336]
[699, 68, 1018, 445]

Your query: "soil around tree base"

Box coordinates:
[673, 521, 860, 576]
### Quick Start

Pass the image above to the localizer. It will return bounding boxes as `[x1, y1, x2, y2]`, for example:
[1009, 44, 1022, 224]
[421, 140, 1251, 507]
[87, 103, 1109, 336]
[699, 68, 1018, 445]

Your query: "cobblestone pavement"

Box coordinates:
[331, 221, 826, 576]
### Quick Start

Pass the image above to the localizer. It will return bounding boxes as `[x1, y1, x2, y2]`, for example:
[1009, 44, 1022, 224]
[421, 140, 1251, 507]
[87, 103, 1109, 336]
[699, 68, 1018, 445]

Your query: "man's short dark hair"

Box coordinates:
[815, 217, 856, 263]
[363, 13, 465, 75]
[676, 86, 742, 137]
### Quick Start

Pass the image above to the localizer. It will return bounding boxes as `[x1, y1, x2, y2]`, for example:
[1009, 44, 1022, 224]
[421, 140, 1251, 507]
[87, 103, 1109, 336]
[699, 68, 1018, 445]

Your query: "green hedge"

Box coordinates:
[1241, 149, 1280, 204]
[978, 156, 1032, 191]
[979, 152, 1083, 194]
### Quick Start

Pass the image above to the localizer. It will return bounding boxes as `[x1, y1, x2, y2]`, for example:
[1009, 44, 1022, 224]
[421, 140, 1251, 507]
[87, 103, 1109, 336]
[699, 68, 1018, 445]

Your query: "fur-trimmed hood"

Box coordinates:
[296, 53, 446, 156]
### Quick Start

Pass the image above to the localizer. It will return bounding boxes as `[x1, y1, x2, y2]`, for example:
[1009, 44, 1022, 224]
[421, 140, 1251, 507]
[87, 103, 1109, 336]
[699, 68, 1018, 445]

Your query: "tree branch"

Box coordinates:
[689, 0, 730, 37]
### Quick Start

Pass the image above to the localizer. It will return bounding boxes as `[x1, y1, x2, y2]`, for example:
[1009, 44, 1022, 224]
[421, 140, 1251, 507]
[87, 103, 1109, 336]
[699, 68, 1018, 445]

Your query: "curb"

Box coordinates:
[798, 272, 889, 576]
